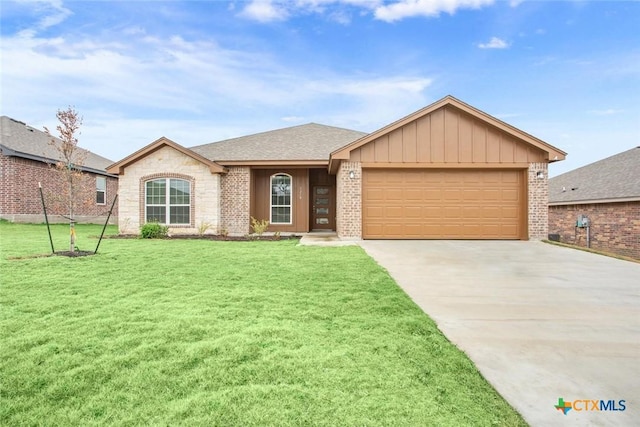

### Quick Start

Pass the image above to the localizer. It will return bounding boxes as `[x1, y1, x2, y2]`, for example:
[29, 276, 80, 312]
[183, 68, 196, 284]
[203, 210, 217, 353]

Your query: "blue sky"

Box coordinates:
[1, 0, 638, 176]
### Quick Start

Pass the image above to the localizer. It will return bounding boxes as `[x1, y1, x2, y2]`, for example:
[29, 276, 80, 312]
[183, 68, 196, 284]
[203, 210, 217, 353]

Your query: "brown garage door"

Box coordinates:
[362, 169, 525, 239]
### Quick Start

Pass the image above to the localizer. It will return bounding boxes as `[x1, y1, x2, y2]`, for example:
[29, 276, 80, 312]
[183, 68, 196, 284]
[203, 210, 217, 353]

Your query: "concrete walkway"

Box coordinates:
[358, 240, 640, 427]
[298, 232, 359, 246]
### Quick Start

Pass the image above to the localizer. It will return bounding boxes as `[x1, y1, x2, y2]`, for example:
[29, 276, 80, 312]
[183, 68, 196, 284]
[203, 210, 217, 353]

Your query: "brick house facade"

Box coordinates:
[549, 202, 640, 260]
[548, 147, 640, 260]
[220, 167, 251, 235]
[528, 162, 549, 240]
[335, 161, 362, 239]
[0, 116, 118, 224]
[108, 96, 565, 240]
[114, 140, 224, 235]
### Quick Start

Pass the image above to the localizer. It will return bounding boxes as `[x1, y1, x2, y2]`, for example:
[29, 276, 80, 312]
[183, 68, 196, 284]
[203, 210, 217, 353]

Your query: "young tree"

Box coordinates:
[44, 107, 87, 253]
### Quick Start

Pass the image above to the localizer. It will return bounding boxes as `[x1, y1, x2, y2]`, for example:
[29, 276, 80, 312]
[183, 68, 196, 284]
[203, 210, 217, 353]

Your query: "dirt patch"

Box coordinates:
[55, 250, 95, 257]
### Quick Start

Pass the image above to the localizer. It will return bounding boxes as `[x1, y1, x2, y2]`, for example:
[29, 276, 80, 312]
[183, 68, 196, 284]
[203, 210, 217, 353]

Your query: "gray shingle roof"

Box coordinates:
[549, 147, 640, 204]
[190, 123, 367, 162]
[0, 116, 114, 174]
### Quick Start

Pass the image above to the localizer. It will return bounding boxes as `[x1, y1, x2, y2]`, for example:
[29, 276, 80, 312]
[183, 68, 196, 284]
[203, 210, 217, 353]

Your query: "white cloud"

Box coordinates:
[1, 26, 434, 159]
[239, 0, 289, 22]
[477, 36, 510, 49]
[238, 0, 493, 23]
[15, 0, 72, 37]
[374, 0, 494, 22]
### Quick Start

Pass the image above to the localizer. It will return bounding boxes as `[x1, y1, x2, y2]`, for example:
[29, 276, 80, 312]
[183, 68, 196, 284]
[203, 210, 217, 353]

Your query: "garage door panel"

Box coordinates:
[423, 189, 442, 200]
[365, 206, 384, 219]
[501, 224, 518, 236]
[483, 189, 500, 201]
[462, 189, 482, 200]
[423, 207, 442, 218]
[443, 189, 462, 200]
[405, 206, 423, 218]
[502, 189, 519, 201]
[384, 224, 404, 235]
[404, 224, 424, 236]
[365, 188, 385, 201]
[501, 206, 519, 219]
[443, 206, 462, 218]
[385, 206, 403, 218]
[481, 206, 501, 218]
[463, 206, 482, 219]
[362, 169, 524, 239]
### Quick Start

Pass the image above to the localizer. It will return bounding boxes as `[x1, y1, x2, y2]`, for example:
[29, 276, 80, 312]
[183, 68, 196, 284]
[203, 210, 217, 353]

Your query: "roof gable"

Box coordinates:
[190, 123, 366, 164]
[549, 147, 640, 204]
[0, 115, 115, 175]
[106, 137, 226, 175]
[329, 96, 566, 173]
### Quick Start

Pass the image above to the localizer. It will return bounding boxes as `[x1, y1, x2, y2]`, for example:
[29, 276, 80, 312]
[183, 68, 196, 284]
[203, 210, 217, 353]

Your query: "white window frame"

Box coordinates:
[145, 178, 191, 225]
[96, 176, 106, 205]
[270, 173, 292, 225]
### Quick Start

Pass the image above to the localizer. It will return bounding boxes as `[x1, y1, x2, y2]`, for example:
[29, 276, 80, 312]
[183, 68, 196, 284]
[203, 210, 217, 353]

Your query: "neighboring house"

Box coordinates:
[107, 96, 566, 240]
[0, 116, 118, 224]
[549, 147, 640, 259]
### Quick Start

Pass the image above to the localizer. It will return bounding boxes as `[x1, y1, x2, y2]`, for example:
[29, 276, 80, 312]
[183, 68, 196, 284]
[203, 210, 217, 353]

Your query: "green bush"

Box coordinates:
[250, 217, 269, 236]
[140, 222, 168, 239]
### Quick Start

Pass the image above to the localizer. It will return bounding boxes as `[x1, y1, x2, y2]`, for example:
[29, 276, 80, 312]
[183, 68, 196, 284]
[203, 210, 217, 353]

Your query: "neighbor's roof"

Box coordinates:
[0, 115, 115, 175]
[190, 123, 366, 164]
[549, 147, 640, 205]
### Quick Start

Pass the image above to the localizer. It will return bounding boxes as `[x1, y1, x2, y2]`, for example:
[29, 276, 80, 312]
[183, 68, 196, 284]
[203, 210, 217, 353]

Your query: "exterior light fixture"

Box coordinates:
[349, 171, 355, 179]
[536, 171, 544, 179]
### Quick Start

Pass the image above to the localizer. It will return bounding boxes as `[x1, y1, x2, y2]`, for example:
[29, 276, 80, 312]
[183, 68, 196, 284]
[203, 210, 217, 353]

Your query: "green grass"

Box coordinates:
[0, 222, 526, 426]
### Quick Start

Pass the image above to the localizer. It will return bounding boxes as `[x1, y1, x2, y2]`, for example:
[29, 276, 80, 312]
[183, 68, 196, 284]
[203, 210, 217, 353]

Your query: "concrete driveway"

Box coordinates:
[358, 240, 639, 427]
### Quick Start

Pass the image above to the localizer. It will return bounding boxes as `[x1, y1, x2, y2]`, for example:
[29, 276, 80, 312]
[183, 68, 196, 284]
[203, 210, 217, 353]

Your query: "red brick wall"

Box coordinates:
[548, 201, 640, 260]
[220, 167, 250, 235]
[0, 153, 118, 223]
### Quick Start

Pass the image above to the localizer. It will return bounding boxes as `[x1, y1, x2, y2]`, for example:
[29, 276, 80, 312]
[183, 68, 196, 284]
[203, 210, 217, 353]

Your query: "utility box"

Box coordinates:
[576, 215, 589, 228]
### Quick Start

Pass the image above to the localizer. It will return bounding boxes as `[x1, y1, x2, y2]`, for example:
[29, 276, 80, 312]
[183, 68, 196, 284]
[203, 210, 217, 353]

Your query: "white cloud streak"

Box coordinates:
[374, 0, 494, 22]
[239, 0, 494, 23]
[477, 36, 510, 49]
[239, 0, 289, 22]
[1, 12, 433, 159]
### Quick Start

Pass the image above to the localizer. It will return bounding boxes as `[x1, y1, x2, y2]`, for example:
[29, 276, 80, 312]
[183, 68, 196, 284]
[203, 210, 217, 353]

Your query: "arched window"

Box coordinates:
[270, 174, 292, 224]
[145, 178, 191, 224]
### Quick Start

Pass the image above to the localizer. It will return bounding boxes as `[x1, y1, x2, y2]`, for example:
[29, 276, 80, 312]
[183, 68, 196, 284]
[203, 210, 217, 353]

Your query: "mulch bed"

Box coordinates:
[104, 234, 301, 241]
[55, 250, 95, 257]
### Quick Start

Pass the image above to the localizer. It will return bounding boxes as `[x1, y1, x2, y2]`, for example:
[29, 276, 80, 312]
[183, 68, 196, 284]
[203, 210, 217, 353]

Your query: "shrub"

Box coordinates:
[140, 222, 168, 239]
[250, 217, 269, 236]
[197, 222, 212, 236]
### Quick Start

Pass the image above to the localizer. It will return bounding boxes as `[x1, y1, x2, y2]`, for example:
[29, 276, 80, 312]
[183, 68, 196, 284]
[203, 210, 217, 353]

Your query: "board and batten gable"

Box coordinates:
[348, 106, 547, 165]
[115, 144, 223, 234]
[331, 96, 566, 240]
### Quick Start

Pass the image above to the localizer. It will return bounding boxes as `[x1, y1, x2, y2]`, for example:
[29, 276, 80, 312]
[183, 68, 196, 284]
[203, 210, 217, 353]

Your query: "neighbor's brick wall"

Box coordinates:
[336, 161, 362, 239]
[117, 146, 221, 235]
[220, 167, 251, 235]
[0, 152, 118, 223]
[528, 162, 548, 240]
[549, 201, 640, 260]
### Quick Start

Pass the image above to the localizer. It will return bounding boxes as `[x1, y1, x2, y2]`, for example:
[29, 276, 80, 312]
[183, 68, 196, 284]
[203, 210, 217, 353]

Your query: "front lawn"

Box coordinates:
[0, 222, 525, 426]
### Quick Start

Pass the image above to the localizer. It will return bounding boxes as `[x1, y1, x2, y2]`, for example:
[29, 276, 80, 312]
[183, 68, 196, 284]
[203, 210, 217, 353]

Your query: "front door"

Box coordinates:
[312, 186, 334, 230]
